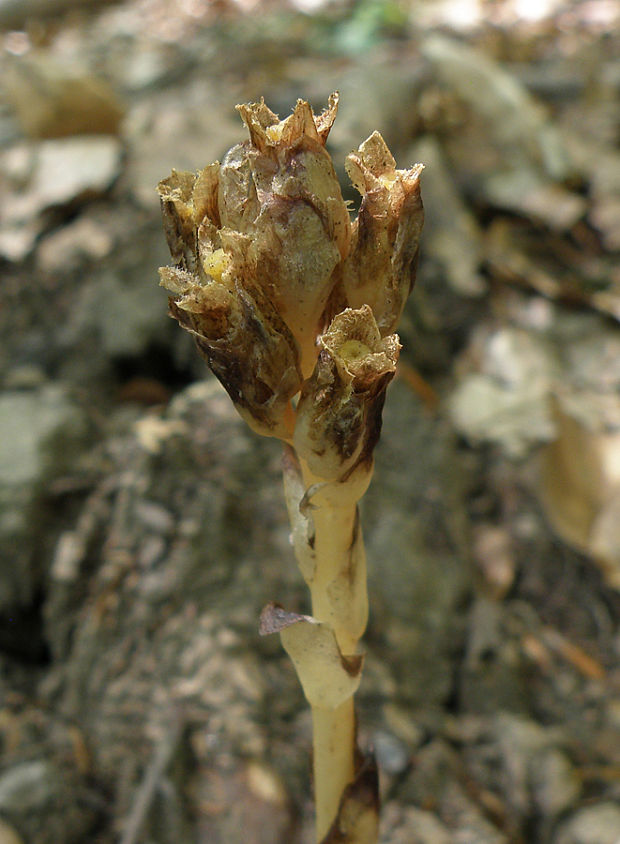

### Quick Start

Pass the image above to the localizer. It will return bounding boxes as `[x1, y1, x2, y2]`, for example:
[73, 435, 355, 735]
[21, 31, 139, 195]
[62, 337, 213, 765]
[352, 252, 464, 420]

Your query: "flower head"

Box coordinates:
[158, 94, 423, 442]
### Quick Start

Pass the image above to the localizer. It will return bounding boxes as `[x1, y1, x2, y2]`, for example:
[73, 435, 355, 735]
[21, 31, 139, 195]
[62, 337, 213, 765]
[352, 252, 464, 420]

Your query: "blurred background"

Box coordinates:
[0, 1, 619, 842]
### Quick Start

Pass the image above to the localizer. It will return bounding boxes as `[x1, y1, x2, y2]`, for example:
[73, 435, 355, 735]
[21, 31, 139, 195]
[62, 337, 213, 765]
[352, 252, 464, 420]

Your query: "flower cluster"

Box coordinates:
[158, 93, 423, 478]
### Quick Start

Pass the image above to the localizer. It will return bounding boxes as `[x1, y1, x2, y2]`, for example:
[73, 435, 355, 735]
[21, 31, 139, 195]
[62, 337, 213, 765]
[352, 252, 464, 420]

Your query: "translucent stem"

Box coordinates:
[283, 449, 373, 840]
[309, 502, 366, 656]
[312, 698, 356, 842]
[308, 502, 359, 841]
[301, 461, 370, 841]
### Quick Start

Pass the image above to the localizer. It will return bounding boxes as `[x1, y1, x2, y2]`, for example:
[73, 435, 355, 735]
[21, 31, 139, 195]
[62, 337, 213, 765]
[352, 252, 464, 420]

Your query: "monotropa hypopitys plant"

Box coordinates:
[158, 93, 423, 844]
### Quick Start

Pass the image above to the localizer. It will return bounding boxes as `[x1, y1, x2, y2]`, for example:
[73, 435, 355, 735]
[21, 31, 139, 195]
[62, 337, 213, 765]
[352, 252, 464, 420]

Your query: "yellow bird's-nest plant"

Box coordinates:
[158, 93, 423, 844]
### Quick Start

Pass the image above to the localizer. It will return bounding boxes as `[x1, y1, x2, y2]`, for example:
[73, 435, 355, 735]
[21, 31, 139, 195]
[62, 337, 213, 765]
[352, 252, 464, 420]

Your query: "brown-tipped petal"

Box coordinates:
[320, 305, 401, 387]
[235, 98, 280, 152]
[158, 266, 193, 296]
[237, 93, 340, 151]
[314, 92, 340, 146]
[237, 97, 323, 151]
[294, 306, 400, 482]
[343, 133, 424, 336]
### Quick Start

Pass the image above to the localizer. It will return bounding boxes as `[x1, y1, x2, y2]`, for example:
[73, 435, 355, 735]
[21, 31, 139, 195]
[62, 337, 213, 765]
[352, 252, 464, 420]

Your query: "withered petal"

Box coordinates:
[158, 169, 199, 269]
[294, 307, 399, 481]
[343, 142, 424, 336]
[314, 92, 340, 146]
[192, 162, 221, 229]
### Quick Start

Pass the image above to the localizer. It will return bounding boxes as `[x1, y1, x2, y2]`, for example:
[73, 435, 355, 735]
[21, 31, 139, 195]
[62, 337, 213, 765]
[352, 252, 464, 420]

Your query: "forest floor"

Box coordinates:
[0, 1, 619, 842]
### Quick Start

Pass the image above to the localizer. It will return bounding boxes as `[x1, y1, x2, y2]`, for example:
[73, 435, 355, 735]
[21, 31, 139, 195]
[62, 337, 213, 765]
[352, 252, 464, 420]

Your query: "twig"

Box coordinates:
[119, 712, 184, 844]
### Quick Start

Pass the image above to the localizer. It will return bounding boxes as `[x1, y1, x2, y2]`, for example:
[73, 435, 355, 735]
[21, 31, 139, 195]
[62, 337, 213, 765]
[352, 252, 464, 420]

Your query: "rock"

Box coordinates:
[372, 730, 410, 777]
[0, 699, 101, 844]
[449, 372, 549, 458]
[0, 755, 98, 844]
[66, 258, 170, 359]
[456, 713, 581, 836]
[459, 599, 531, 715]
[381, 803, 453, 844]
[530, 747, 581, 819]
[36, 215, 114, 275]
[420, 35, 588, 238]
[566, 127, 620, 251]
[124, 85, 240, 209]
[0, 136, 123, 262]
[3, 365, 47, 390]
[401, 740, 508, 844]
[191, 760, 294, 844]
[553, 803, 620, 844]
[448, 326, 559, 458]
[0, 385, 88, 614]
[482, 171, 587, 232]
[23, 137, 122, 206]
[0, 761, 56, 813]
[106, 37, 191, 94]
[472, 524, 516, 599]
[494, 714, 580, 821]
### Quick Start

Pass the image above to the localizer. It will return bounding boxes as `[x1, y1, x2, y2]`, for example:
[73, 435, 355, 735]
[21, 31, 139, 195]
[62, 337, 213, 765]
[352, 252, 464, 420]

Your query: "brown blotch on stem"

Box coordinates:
[320, 753, 380, 844]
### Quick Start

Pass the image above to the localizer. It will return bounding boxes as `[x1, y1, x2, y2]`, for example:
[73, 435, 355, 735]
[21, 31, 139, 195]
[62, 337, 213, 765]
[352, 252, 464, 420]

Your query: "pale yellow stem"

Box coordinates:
[312, 698, 356, 842]
[310, 503, 363, 656]
[308, 504, 358, 840]
[282, 452, 373, 840]
[296, 460, 370, 841]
